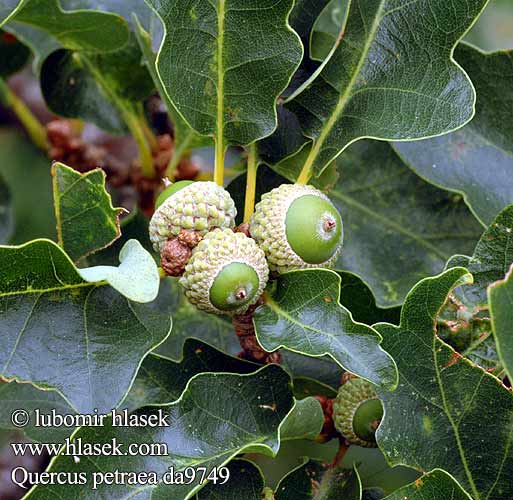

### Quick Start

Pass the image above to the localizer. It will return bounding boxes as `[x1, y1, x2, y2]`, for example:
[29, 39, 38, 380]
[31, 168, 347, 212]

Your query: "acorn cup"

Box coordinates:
[149, 180, 237, 253]
[250, 184, 343, 273]
[332, 377, 384, 448]
[179, 228, 269, 315]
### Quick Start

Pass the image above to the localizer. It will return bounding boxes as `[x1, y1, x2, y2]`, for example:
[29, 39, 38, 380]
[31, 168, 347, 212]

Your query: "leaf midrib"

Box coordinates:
[216, 0, 226, 149]
[428, 278, 482, 500]
[298, 0, 386, 181]
[0, 281, 93, 298]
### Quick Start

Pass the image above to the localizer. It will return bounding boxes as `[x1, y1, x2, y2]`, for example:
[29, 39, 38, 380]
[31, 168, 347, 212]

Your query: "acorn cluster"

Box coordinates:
[149, 181, 344, 315]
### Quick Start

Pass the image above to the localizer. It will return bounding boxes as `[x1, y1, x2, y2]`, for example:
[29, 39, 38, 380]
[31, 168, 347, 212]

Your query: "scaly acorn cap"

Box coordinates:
[179, 228, 269, 315]
[149, 181, 236, 252]
[250, 184, 343, 273]
[332, 377, 383, 448]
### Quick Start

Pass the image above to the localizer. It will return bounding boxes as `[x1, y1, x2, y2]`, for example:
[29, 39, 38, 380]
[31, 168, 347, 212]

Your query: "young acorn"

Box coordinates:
[149, 180, 237, 253]
[332, 377, 383, 448]
[179, 228, 269, 315]
[250, 184, 343, 273]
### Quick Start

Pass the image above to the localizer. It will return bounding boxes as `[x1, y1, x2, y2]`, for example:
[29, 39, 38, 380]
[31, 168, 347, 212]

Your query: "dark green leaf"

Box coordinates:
[280, 397, 323, 441]
[146, 0, 303, 146]
[281, 350, 343, 390]
[11, 2, 154, 134]
[4, 0, 129, 51]
[196, 459, 265, 500]
[0, 28, 29, 76]
[383, 470, 471, 500]
[0, 341, 319, 449]
[0, 381, 76, 443]
[275, 460, 361, 499]
[153, 277, 239, 360]
[40, 39, 154, 134]
[251, 438, 339, 489]
[337, 271, 400, 325]
[376, 268, 513, 500]
[123, 338, 259, 412]
[489, 263, 513, 383]
[330, 140, 482, 307]
[393, 45, 513, 226]
[52, 163, 124, 261]
[5, 0, 152, 72]
[280, 0, 488, 180]
[255, 269, 398, 390]
[0, 339, 258, 442]
[0, 130, 55, 243]
[0, 239, 171, 413]
[28, 366, 294, 499]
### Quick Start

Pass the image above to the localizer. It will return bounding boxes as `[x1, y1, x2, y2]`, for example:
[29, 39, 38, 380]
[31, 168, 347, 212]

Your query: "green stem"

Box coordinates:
[296, 146, 316, 185]
[214, 137, 225, 186]
[0, 78, 49, 151]
[262, 487, 274, 500]
[243, 143, 258, 223]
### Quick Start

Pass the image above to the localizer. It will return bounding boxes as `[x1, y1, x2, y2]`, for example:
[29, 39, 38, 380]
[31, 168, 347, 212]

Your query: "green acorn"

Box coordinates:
[250, 184, 343, 273]
[179, 228, 269, 315]
[149, 181, 236, 252]
[332, 378, 383, 448]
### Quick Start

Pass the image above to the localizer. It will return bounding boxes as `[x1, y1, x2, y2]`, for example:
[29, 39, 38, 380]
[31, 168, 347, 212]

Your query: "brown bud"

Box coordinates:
[153, 134, 173, 175]
[46, 120, 75, 148]
[177, 229, 203, 249]
[160, 238, 191, 277]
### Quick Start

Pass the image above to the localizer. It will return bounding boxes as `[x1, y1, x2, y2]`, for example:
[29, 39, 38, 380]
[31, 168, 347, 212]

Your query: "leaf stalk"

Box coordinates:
[243, 143, 258, 223]
[0, 78, 49, 151]
[214, 138, 225, 186]
[214, 0, 226, 187]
